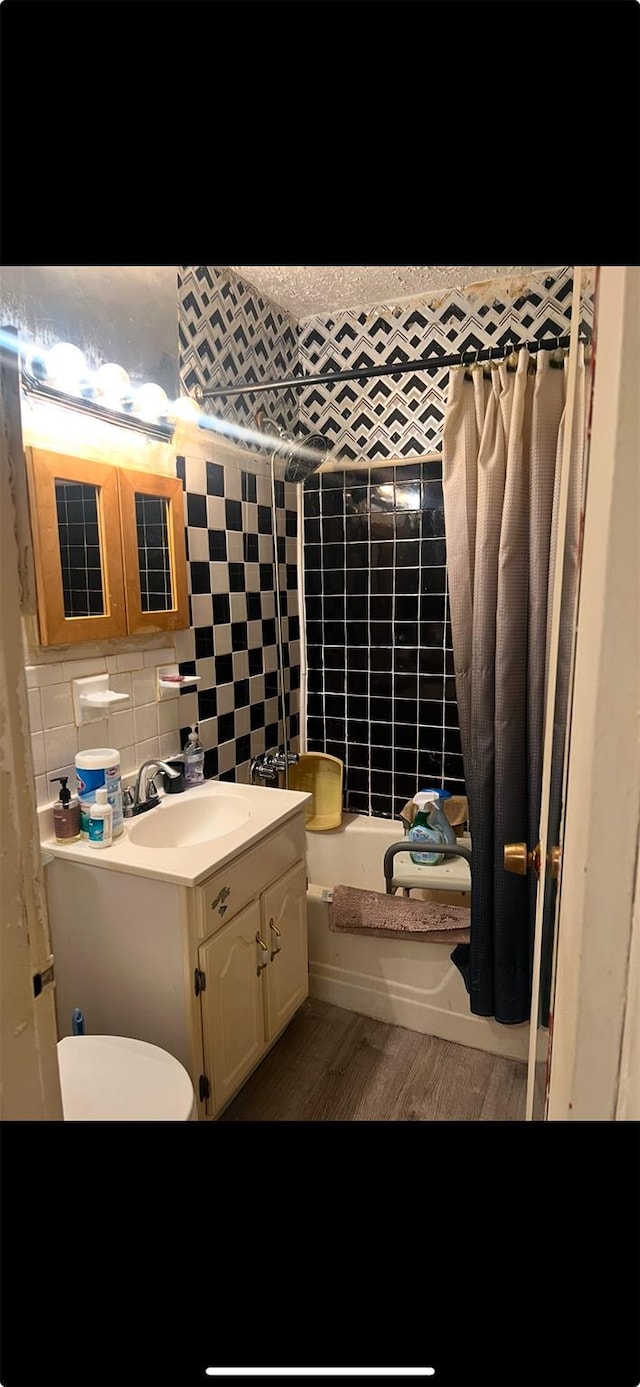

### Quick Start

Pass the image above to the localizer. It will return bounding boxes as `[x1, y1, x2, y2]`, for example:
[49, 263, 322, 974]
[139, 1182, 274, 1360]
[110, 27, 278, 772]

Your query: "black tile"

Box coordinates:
[371, 795, 393, 819]
[421, 566, 447, 594]
[421, 538, 447, 566]
[421, 621, 445, 647]
[249, 647, 264, 675]
[419, 646, 445, 675]
[394, 622, 418, 647]
[307, 716, 325, 742]
[420, 593, 446, 622]
[370, 645, 393, 672]
[325, 668, 346, 694]
[224, 499, 242, 531]
[286, 564, 297, 590]
[203, 747, 219, 779]
[274, 479, 285, 508]
[285, 510, 297, 538]
[347, 719, 369, 745]
[349, 740, 369, 768]
[371, 542, 394, 568]
[176, 456, 186, 488]
[345, 568, 368, 594]
[444, 676, 457, 702]
[445, 726, 462, 754]
[394, 595, 418, 622]
[370, 482, 395, 510]
[307, 692, 324, 718]
[394, 748, 418, 776]
[206, 461, 224, 496]
[346, 622, 368, 647]
[346, 542, 370, 570]
[370, 595, 392, 621]
[322, 516, 344, 545]
[217, 711, 235, 744]
[348, 768, 369, 794]
[304, 517, 321, 544]
[215, 653, 233, 684]
[243, 533, 259, 563]
[234, 679, 249, 708]
[395, 698, 418, 726]
[395, 647, 419, 674]
[231, 621, 248, 651]
[371, 622, 392, 647]
[347, 791, 370, 813]
[262, 618, 276, 647]
[371, 745, 392, 771]
[306, 645, 322, 670]
[394, 673, 418, 701]
[323, 543, 345, 569]
[396, 568, 420, 594]
[419, 724, 443, 753]
[371, 696, 392, 721]
[370, 567, 393, 595]
[394, 722, 417, 750]
[305, 595, 322, 623]
[347, 693, 368, 721]
[195, 626, 214, 660]
[325, 647, 346, 669]
[190, 561, 210, 594]
[212, 593, 230, 625]
[370, 514, 395, 541]
[371, 770, 393, 797]
[326, 717, 346, 742]
[321, 489, 343, 517]
[346, 646, 369, 670]
[264, 671, 279, 698]
[422, 508, 446, 540]
[419, 750, 444, 778]
[235, 734, 251, 765]
[306, 620, 323, 646]
[250, 701, 265, 730]
[345, 514, 369, 542]
[260, 563, 274, 590]
[323, 594, 345, 622]
[370, 671, 392, 698]
[321, 470, 344, 490]
[198, 688, 217, 721]
[422, 479, 444, 510]
[345, 486, 368, 514]
[303, 488, 320, 517]
[187, 493, 207, 528]
[241, 471, 257, 502]
[324, 622, 345, 646]
[394, 771, 421, 801]
[228, 562, 245, 592]
[394, 512, 420, 541]
[420, 699, 444, 727]
[305, 545, 322, 570]
[345, 594, 368, 621]
[370, 720, 393, 746]
[419, 674, 445, 701]
[445, 649, 455, 675]
[396, 540, 420, 568]
[444, 702, 459, 728]
[258, 505, 272, 534]
[305, 570, 322, 596]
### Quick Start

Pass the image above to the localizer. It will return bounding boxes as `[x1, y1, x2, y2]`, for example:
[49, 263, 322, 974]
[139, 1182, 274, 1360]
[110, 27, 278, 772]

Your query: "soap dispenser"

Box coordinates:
[50, 776, 81, 842]
[184, 726, 205, 785]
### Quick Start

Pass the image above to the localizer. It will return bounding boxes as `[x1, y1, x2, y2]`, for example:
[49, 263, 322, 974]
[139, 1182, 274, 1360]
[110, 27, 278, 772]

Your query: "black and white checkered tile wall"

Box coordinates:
[175, 453, 300, 782]
[304, 460, 462, 819]
[297, 265, 594, 460]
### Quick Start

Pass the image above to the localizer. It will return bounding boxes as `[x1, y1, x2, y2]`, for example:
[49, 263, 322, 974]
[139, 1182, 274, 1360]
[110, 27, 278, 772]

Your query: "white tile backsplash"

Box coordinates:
[77, 718, 110, 752]
[135, 735, 160, 764]
[28, 688, 43, 733]
[26, 663, 64, 688]
[190, 595, 212, 627]
[41, 683, 74, 730]
[174, 627, 196, 663]
[216, 683, 235, 715]
[109, 672, 133, 698]
[44, 723, 78, 772]
[116, 652, 144, 673]
[134, 703, 158, 743]
[159, 732, 181, 761]
[158, 698, 180, 734]
[143, 647, 175, 668]
[31, 731, 45, 776]
[186, 528, 209, 562]
[178, 690, 198, 727]
[218, 739, 236, 774]
[108, 708, 135, 746]
[61, 657, 107, 681]
[132, 668, 157, 706]
[185, 456, 206, 495]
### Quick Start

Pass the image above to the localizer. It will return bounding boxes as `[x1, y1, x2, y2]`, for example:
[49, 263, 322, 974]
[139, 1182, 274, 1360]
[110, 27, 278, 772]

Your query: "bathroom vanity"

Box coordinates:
[42, 781, 311, 1118]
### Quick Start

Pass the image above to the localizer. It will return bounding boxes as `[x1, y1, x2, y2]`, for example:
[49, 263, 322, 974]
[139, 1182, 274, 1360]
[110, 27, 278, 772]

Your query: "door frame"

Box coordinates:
[547, 266, 640, 1120]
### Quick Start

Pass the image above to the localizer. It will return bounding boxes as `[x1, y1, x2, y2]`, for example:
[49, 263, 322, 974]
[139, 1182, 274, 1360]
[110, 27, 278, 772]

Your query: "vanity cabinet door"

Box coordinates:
[198, 899, 266, 1114]
[262, 861, 309, 1044]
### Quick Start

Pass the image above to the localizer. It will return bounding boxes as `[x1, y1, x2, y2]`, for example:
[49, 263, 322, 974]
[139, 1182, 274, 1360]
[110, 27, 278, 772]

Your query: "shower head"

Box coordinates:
[253, 407, 331, 482]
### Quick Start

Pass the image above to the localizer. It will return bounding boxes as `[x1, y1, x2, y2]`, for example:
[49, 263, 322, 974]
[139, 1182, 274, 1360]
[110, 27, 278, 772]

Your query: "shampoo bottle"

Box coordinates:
[88, 787, 113, 848]
[407, 790, 446, 865]
[51, 776, 81, 842]
[184, 726, 205, 785]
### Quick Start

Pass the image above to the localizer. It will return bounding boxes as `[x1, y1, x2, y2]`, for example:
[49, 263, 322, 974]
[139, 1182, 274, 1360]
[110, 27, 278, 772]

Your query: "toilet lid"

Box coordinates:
[57, 1035, 195, 1121]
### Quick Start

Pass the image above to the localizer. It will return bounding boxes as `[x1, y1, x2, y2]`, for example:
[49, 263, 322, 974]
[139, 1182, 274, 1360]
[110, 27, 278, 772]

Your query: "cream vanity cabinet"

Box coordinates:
[45, 807, 309, 1119]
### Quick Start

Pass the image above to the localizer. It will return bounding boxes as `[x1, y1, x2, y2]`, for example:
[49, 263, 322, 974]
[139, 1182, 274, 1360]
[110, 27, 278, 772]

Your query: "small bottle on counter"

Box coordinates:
[184, 726, 205, 785]
[51, 776, 81, 842]
[88, 787, 113, 848]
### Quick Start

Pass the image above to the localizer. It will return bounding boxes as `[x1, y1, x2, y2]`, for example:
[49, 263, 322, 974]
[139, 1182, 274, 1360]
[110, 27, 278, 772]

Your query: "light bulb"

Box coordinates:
[95, 363, 131, 410]
[45, 342, 88, 394]
[167, 395, 201, 423]
[132, 382, 169, 422]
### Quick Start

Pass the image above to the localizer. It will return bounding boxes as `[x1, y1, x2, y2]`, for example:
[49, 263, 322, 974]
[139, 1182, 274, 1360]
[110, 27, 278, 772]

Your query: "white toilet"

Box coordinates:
[57, 1034, 197, 1121]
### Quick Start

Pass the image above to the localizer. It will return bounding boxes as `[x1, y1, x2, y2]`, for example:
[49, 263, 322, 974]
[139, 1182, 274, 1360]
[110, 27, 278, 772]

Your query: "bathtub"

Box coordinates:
[305, 813, 531, 1062]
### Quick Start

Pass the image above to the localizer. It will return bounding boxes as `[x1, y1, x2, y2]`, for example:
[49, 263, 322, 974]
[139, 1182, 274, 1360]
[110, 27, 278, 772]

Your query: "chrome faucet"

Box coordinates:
[124, 759, 181, 816]
[249, 750, 299, 787]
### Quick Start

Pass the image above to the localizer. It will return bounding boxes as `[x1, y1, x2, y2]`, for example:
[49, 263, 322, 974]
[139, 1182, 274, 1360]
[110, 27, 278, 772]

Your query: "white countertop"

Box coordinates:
[40, 780, 311, 887]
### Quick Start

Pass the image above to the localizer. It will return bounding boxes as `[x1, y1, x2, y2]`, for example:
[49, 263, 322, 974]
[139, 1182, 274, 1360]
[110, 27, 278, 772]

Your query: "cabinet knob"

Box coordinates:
[256, 932, 270, 975]
[269, 918, 282, 960]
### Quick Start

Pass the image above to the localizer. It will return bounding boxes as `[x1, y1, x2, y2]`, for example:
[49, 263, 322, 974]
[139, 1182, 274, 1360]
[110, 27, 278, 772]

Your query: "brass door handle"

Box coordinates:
[256, 932, 269, 975]
[504, 842, 541, 876]
[547, 846, 561, 879]
[269, 918, 281, 960]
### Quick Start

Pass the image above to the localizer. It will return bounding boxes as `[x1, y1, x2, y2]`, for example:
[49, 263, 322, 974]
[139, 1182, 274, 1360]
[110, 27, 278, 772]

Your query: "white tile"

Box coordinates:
[116, 652, 144, 672]
[210, 563, 229, 594]
[235, 706, 250, 736]
[206, 496, 226, 529]
[264, 646, 278, 673]
[230, 594, 247, 623]
[216, 684, 234, 715]
[61, 656, 106, 681]
[25, 663, 63, 688]
[224, 466, 242, 501]
[178, 690, 198, 727]
[108, 708, 135, 747]
[158, 698, 179, 734]
[247, 621, 262, 649]
[31, 731, 45, 776]
[35, 775, 50, 808]
[185, 456, 207, 494]
[259, 535, 274, 563]
[109, 672, 133, 698]
[235, 761, 250, 785]
[134, 703, 158, 743]
[250, 730, 266, 757]
[187, 527, 209, 562]
[135, 735, 160, 764]
[77, 718, 110, 751]
[158, 732, 181, 761]
[143, 647, 175, 669]
[132, 668, 157, 706]
[28, 687, 43, 734]
[199, 717, 217, 751]
[41, 683, 74, 730]
[44, 724, 78, 773]
[245, 564, 260, 592]
[106, 655, 119, 673]
[213, 625, 232, 656]
[190, 594, 212, 627]
[232, 651, 249, 680]
[47, 763, 78, 794]
[250, 675, 265, 702]
[261, 592, 276, 618]
[217, 739, 236, 774]
[227, 532, 243, 562]
[256, 475, 271, 506]
[174, 627, 196, 662]
[195, 656, 214, 687]
[119, 744, 136, 775]
[265, 698, 280, 726]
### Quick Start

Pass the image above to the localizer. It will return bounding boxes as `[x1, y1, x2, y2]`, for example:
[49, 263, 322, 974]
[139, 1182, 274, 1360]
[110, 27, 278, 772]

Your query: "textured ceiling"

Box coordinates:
[229, 265, 553, 318]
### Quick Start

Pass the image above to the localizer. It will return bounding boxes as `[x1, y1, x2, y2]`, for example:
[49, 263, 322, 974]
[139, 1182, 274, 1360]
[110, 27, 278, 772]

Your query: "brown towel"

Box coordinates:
[399, 794, 469, 837]
[329, 884, 470, 943]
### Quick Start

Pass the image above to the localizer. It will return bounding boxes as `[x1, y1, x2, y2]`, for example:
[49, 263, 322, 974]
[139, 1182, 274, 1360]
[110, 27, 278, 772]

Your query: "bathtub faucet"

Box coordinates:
[250, 750, 299, 787]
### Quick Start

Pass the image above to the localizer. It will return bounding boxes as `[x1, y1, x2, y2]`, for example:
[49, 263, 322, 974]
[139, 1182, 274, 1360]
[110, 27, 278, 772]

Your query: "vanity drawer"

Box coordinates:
[194, 814, 306, 940]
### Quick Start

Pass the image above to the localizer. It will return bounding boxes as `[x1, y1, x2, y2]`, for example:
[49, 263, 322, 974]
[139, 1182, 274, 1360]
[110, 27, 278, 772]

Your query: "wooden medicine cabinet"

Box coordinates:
[25, 447, 189, 647]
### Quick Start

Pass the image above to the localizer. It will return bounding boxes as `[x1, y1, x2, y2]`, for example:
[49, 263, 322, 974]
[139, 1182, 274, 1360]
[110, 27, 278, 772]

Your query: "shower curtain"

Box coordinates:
[442, 347, 586, 1024]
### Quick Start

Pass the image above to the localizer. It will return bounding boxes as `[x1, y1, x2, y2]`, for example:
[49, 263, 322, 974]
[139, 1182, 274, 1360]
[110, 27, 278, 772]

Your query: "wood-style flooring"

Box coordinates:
[221, 997, 527, 1121]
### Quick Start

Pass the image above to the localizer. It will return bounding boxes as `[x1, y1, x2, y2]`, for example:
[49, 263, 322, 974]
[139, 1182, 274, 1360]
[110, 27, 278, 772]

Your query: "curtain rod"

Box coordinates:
[197, 333, 589, 401]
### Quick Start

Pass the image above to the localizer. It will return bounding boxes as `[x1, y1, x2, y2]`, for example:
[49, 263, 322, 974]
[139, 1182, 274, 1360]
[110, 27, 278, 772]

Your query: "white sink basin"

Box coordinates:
[126, 792, 253, 849]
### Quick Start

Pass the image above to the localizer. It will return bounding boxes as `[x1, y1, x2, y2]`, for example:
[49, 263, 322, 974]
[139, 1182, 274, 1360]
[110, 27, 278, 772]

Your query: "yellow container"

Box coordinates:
[288, 752, 343, 831]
